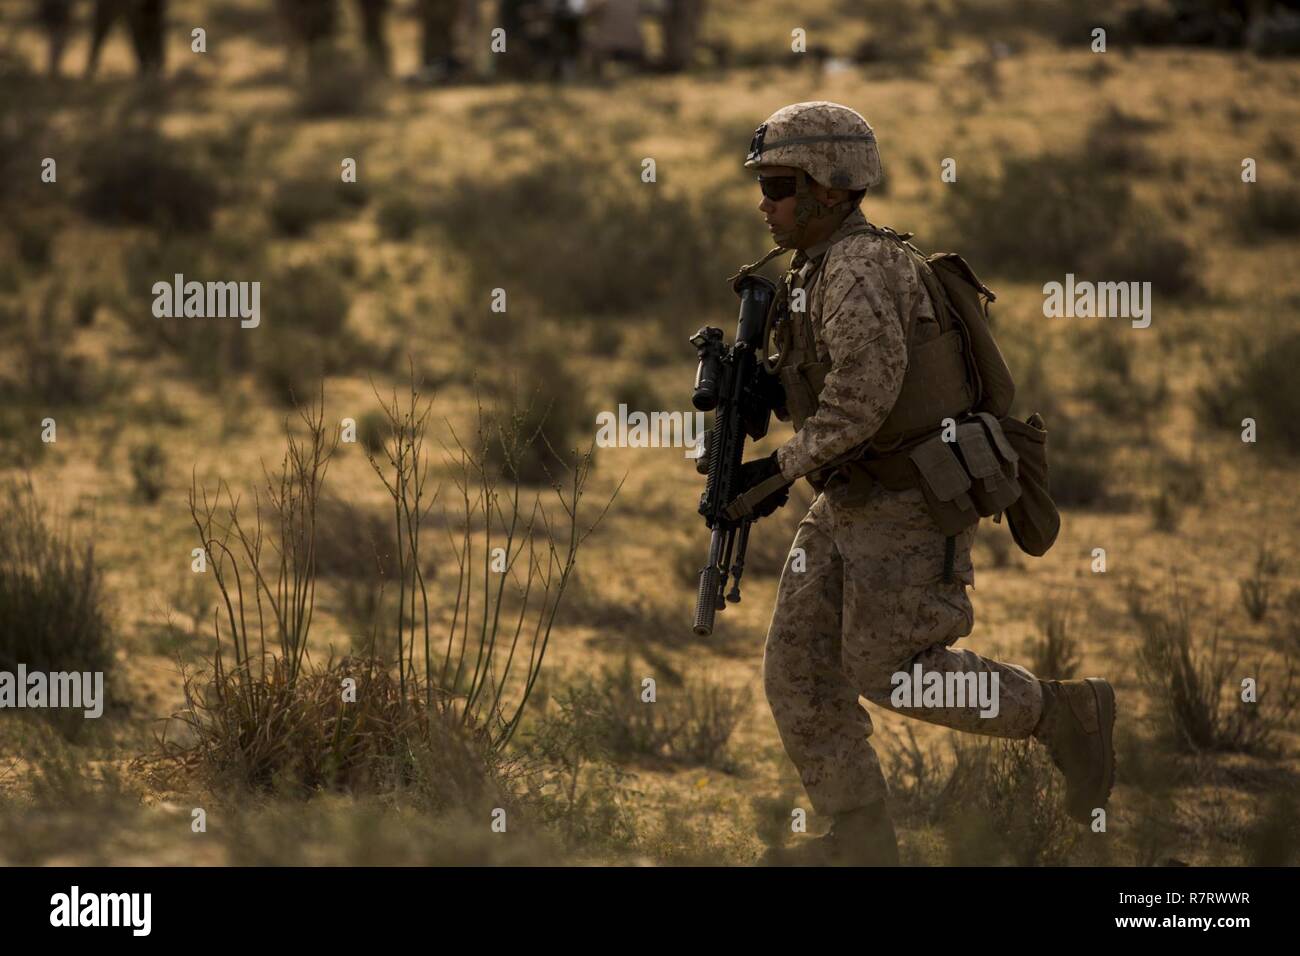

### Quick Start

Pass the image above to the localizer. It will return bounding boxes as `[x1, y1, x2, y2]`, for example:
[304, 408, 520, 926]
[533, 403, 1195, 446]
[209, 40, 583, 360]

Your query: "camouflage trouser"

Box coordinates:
[763, 476, 1044, 817]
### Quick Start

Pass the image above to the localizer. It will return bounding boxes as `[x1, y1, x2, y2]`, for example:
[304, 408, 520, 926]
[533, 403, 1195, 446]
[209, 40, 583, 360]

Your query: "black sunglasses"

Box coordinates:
[757, 175, 798, 201]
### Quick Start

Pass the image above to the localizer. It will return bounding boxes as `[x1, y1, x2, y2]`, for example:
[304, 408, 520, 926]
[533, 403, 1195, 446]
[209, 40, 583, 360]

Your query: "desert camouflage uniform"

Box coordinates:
[764, 206, 1045, 817]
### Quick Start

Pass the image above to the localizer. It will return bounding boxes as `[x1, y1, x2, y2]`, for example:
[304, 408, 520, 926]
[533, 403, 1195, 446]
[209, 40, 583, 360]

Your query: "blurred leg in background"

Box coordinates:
[661, 0, 704, 73]
[87, 0, 125, 77]
[588, 0, 644, 79]
[277, 0, 340, 75]
[128, 0, 166, 76]
[355, 0, 391, 73]
[417, 0, 462, 82]
[36, 0, 75, 78]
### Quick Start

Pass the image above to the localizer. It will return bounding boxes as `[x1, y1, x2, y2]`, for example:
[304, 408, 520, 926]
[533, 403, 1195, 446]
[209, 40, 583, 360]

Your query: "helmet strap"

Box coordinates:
[791, 169, 855, 245]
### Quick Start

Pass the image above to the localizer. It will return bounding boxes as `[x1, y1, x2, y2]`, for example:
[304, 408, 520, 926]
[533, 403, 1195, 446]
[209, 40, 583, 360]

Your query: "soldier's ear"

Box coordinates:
[819, 186, 848, 207]
[807, 180, 841, 206]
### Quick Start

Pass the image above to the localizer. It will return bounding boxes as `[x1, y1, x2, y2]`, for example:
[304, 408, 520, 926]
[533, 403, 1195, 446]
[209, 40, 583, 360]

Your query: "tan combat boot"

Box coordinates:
[1032, 678, 1117, 824]
[761, 802, 901, 866]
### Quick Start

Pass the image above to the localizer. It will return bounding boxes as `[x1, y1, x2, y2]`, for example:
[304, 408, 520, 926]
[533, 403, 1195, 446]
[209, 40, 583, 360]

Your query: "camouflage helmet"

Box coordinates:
[744, 101, 882, 191]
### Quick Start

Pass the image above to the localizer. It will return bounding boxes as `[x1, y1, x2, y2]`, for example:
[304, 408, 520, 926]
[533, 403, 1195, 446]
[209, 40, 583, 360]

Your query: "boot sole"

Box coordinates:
[1078, 677, 1116, 823]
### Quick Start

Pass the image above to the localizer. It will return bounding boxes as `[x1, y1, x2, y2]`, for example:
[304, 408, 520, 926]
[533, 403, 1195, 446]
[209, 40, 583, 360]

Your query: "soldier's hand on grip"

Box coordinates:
[725, 452, 790, 520]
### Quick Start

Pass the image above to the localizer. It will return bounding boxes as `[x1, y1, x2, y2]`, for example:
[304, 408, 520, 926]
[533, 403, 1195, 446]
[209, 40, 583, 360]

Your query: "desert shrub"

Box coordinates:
[1025, 599, 1081, 680]
[588, 322, 623, 357]
[77, 127, 220, 233]
[943, 737, 1078, 865]
[563, 568, 686, 652]
[1245, 794, 1300, 866]
[1099, 228, 1201, 299]
[312, 493, 398, 580]
[335, 178, 372, 209]
[1082, 107, 1162, 174]
[1129, 582, 1293, 754]
[73, 286, 100, 327]
[121, 234, 264, 386]
[165, 388, 610, 801]
[269, 177, 346, 237]
[0, 406, 47, 466]
[1075, 328, 1170, 423]
[0, 726, 143, 864]
[251, 261, 354, 404]
[355, 408, 388, 456]
[432, 152, 753, 320]
[942, 151, 1131, 277]
[376, 195, 420, 240]
[516, 681, 641, 849]
[483, 345, 595, 485]
[1112, 725, 1183, 867]
[1149, 450, 1208, 533]
[173, 654, 503, 803]
[1239, 541, 1282, 623]
[129, 440, 168, 504]
[941, 150, 1197, 296]
[269, 260, 351, 336]
[298, 54, 374, 117]
[12, 218, 53, 270]
[546, 659, 749, 770]
[0, 302, 114, 408]
[976, 523, 1016, 568]
[610, 372, 665, 418]
[1238, 183, 1300, 238]
[885, 731, 1078, 865]
[882, 726, 950, 825]
[1272, 588, 1300, 657]
[0, 479, 113, 683]
[1199, 327, 1300, 454]
[256, 330, 325, 407]
[1044, 413, 1113, 510]
[0, 55, 63, 218]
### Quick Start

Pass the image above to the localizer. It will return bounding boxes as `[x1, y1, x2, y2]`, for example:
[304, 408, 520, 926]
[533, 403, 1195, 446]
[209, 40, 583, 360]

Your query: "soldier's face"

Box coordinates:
[756, 164, 800, 246]
[755, 164, 844, 248]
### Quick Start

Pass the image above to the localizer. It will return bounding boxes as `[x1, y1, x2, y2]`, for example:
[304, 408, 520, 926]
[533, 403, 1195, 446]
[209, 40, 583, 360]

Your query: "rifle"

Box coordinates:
[689, 274, 782, 636]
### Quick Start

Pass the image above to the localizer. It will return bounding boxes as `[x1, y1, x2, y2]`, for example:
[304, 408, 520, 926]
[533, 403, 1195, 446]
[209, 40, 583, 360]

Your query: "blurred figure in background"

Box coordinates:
[276, 0, 339, 74]
[416, 0, 462, 81]
[36, 0, 74, 77]
[587, 0, 644, 77]
[86, 0, 167, 78]
[548, 0, 586, 81]
[661, 0, 704, 72]
[355, 0, 391, 73]
[457, 0, 481, 76]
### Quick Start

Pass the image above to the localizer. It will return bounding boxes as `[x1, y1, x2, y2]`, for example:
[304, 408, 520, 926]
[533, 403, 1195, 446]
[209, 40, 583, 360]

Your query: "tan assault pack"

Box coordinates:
[768, 225, 1061, 559]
